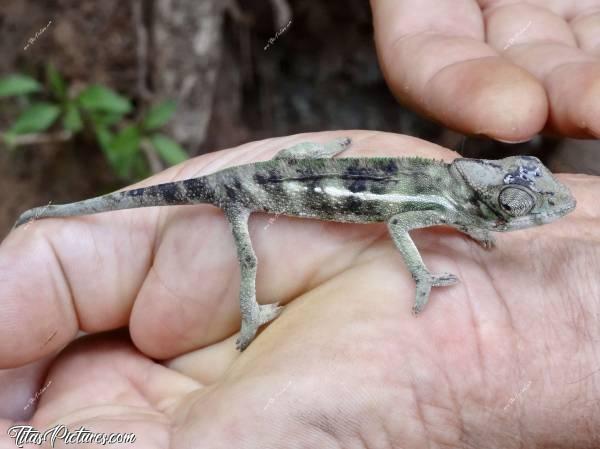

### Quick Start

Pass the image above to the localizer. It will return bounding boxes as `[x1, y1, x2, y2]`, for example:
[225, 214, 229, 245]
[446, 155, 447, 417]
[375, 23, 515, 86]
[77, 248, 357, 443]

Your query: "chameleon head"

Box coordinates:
[451, 156, 576, 231]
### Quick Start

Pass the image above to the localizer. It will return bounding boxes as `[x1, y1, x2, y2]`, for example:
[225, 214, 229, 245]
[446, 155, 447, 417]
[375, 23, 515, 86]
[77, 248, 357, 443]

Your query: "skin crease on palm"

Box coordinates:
[0, 131, 598, 448]
[371, 0, 600, 140]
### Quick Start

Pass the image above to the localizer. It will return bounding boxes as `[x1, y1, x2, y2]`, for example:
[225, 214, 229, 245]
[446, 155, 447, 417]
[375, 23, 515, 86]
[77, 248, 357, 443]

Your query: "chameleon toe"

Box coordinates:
[431, 273, 459, 287]
[258, 303, 283, 326]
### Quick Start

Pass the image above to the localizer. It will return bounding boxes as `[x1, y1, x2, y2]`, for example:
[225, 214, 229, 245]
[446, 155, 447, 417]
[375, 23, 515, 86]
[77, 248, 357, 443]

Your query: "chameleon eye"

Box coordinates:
[498, 187, 535, 217]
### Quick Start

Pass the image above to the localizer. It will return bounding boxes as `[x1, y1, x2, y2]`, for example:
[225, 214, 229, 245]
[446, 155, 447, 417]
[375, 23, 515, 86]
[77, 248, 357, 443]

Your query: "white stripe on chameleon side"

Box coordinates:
[323, 185, 455, 209]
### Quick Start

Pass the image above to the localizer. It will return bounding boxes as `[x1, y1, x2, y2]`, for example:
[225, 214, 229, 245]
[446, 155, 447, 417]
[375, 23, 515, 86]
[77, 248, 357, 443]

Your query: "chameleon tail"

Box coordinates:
[14, 177, 216, 228]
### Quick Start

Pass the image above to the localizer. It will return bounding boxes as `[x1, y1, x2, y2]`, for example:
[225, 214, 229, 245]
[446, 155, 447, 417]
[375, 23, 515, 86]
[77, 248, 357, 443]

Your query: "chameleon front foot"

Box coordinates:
[412, 272, 459, 315]
[236, 303, 283, 351]
[462, 227, 496, 249]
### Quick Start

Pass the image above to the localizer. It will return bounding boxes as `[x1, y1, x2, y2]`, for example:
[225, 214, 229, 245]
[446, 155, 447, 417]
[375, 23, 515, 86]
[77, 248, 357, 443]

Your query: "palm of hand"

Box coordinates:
[1, 133, 598, 448]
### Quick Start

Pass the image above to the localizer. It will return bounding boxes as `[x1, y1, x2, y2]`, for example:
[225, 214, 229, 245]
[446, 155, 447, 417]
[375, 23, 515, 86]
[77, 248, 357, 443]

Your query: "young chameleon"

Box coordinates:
[14, 138, 576, 350]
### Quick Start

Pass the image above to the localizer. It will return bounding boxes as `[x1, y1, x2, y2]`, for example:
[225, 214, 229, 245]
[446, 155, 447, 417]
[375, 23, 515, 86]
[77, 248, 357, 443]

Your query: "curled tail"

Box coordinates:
[14, 177, 216, 228]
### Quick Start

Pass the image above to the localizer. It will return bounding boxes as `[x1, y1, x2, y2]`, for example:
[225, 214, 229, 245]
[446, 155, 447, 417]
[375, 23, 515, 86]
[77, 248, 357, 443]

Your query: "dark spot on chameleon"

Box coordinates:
[467, 192, 479, 206]
[129, 188, 145, 197]
[244, 255, 256, 268]
[225, 184, 238, 200]
[268, 170, 281, 182]
[185, 178, 214, 201]
[295, 166, 316, 179]
[180, 179, 193, 194]
[182, 179, 196, 190]
[391, 218, 398, 225]
[343, 196, 379, 216]
[344, 160, 366, 177]
[160, 183, 180, 204]
[257, 170, 285, 184]
[294, 175, 327, 183]
[254, 173, 268, 185]
[381, 159, 398, 175]
[344, 196, 362, 209]
[348, 179, 367, 193]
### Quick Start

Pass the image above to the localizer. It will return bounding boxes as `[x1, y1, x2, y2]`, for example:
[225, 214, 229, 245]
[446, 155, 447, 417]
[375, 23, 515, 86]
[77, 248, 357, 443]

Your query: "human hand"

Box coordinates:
[371, 0, 600, 141]
[1, 132, 598, 448]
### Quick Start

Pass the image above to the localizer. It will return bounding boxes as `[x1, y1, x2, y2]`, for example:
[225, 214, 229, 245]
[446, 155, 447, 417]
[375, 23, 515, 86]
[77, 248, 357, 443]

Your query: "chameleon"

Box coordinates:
[13, 137, 576, 350]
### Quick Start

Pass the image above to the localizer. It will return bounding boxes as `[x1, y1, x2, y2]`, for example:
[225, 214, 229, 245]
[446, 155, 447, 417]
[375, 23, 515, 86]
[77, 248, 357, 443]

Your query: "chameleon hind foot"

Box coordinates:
[236, 303, 283, 351]
[412, 272, 459, 315]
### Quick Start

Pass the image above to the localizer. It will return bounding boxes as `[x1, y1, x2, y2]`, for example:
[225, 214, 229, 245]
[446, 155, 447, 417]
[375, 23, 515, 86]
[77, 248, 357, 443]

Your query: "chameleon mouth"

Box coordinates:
[559, 198, 577, 214]
[546, 197, 577, 219]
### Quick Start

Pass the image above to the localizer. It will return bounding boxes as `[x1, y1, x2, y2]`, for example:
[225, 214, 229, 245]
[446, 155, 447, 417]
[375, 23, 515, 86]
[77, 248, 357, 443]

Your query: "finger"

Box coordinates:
[485, 2, 600, 137]
[0, 355, 54, 421]
[0, 132, 456, 368]
[571, 10, 600, 56]
[478, 0, 577, 18]
[371, 0, 548, 141]
[484, 2, 577, 49]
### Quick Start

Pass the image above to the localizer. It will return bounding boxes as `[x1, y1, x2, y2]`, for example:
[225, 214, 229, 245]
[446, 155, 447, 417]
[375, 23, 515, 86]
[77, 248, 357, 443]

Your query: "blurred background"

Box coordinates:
[0, 0, 598, 235]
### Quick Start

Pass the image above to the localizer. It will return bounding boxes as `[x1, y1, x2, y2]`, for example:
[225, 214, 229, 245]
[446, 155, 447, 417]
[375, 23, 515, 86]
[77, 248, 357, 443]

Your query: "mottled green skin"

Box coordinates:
[210, 157, 459, 222]
[14, 138, 576, 350]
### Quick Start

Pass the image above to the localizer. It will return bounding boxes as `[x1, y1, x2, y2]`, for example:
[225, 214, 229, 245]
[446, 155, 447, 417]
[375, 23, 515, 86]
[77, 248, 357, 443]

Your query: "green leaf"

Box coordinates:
[130, 153, 151, 180]
[93, 124, 113, 151]
[9, 102, 61, 134]
[77, 85, 132, 114]
[0, 74, 42, 98]
[89, 110, 125, 127]
[63, 102, 83, 132]
[149, 134, 188, 165]
[142, 100, 177, 131]
[46, 64, 66, 99]
[105, 126, 141, 178]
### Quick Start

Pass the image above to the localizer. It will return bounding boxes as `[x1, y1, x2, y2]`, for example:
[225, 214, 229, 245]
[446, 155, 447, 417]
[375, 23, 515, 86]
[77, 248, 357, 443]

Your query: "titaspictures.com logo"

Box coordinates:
[7, 424, 136, 447]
